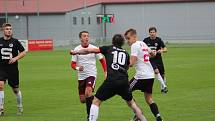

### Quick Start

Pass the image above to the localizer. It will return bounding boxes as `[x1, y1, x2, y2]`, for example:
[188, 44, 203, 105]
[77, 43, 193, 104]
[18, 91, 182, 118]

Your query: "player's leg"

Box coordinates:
[0, 68, 7, 116]
[8, 68, 23, 115]
[78, 80, 86, 103]
[143, 79, 163, 121]
[129, 77, 144, 121]
[151, 61, 167, 92]
[89, 81, 115, 121]
[89, 97, 102, 121]
[85, 76, 95, 118]
[0, 81, 5, 116]
[157, 63, 168, 93]
[12, 87, 23, 115]
[144, 93, 163, 121]
[154, 69, 167, 92]
[126, 99, 147, 121]
[119, 83, 147, 121]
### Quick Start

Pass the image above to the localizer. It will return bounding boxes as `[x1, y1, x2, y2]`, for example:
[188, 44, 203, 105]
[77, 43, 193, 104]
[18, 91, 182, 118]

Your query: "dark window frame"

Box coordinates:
[81, 17, 84, 25]
[73, 17, 77, 25]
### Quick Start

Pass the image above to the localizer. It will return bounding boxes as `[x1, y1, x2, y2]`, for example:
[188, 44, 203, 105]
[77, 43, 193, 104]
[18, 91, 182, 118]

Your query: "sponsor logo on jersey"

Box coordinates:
[0, 44, 3, 46]
[9, 43, 13, 47]
[155, 43, 158, 47]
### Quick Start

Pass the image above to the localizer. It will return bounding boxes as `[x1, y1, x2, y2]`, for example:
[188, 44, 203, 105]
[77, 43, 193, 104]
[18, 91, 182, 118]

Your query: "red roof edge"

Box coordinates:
[102, 0, 212, 5]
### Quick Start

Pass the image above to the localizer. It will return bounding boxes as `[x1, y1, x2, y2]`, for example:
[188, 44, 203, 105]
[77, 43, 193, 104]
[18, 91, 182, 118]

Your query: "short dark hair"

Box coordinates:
[79, 31, 89, 38]
[124, 28, 137, 37]
[112, 34, 125, 47]
[149, 27, 157, 33]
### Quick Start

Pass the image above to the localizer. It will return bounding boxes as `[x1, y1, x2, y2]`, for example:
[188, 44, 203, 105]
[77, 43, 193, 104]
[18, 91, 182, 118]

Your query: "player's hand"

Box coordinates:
[8, 58, 17, 64]
[79, 66, 84, 71]
[150, 50, 157, 57]
[157, 50, 162, 54]
[70, 50, 77, 55]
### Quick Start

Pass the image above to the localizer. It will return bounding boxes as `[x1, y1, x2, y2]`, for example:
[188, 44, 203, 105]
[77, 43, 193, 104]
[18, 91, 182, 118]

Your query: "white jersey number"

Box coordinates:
[111, 51, 126, 70]
[1, 48, 13, 59]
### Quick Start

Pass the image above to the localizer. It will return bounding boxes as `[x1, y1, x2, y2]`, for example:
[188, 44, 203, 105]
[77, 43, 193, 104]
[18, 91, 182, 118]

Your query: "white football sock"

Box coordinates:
[89, 104, 99, 121]
[0, 91, 4, 109]
[130, 102, 147, 121]
[15, 90, 23, 108]
[155, 73, 167, 89]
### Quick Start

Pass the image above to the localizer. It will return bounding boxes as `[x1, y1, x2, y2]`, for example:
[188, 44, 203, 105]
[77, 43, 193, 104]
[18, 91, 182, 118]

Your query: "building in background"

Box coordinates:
[0, 0, 215, 47]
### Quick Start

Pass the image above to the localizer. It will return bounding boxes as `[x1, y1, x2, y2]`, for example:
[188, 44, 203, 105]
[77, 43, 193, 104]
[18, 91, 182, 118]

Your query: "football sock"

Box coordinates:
[130, 101, 147, 121]
[15, 90, 23, 108]
[150, 103, 162, 119]
[155, 73, 166, 89]
[86, 96, 94, 116]
[0, 91, 4, 109]
[89, 104, 99, 121]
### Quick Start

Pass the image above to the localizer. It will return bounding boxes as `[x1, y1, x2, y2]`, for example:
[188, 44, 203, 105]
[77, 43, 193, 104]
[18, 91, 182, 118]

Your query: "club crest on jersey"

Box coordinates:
[9, 43, 13, 47]
[0, 44, 3, 46]
[111, 63, 120, 70]
[155, 43, 158, 47]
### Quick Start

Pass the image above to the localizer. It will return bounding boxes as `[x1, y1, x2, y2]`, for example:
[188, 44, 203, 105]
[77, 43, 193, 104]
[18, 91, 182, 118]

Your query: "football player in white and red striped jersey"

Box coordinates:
[70, 31, 107, 119]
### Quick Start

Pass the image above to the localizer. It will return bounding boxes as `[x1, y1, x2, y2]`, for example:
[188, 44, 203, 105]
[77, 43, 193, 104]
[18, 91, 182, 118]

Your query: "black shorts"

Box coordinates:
[129, 78, 154, 94]
[0, 66, 19, 88]
[150, 61, 165, 75]
[95, 81, 133, 101]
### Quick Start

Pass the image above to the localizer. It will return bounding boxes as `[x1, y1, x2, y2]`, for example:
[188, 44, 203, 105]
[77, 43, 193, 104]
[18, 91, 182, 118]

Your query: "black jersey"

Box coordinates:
[143, 37, 165, 62]
[0, 37, 25, 66]
[99, 45, 130, 83]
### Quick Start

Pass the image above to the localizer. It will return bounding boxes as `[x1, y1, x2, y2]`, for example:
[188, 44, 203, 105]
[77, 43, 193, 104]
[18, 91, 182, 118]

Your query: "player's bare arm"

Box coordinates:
[157, 47, 167, 54]
[70, 48, 100, 55]
[9, 51, 26, 64]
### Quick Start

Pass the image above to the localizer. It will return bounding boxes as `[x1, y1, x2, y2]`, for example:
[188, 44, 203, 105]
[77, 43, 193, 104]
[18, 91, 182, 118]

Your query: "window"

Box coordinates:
[73, 17, 77, 25]
[88, 17, 91, 25]
[97, 17, 101, 24]
[81, 17, 84, 25]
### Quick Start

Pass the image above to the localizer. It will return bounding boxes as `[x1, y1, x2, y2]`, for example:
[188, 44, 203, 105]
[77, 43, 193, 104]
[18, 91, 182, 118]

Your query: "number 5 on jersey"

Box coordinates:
[1, 48, 13, 59]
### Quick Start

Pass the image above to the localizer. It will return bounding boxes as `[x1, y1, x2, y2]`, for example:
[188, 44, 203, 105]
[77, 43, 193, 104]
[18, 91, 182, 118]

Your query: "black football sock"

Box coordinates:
[149, 103, 162, 120]
[86, 96, 94, 117]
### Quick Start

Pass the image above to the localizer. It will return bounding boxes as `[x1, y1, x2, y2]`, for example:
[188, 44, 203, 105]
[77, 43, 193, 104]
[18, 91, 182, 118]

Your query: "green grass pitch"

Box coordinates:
[1, 44, 215, 121]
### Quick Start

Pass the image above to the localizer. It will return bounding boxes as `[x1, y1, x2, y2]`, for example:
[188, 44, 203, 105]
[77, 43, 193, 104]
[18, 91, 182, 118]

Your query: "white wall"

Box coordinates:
[105, 2, 215, 42]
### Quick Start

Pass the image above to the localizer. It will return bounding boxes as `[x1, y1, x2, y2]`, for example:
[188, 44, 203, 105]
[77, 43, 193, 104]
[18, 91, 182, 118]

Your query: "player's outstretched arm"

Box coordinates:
[8, 51, 26, 64]
[158, 47, 168, 53]
[70, 48, 100, 55]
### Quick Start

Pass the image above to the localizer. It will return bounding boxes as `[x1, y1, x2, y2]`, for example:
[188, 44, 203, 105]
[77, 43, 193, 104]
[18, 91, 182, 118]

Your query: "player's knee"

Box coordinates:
[92, 97, 101, 107]
[144, 94, 153, 105]
[154, 69, 159, 74]
[12, 88, 19, 94]
[79, 95, 86, 103]
[145, 97, 153, 105]
[0, 82, 4, 91]
[126, 99, 134, 107]
[85, 87, 93, 97]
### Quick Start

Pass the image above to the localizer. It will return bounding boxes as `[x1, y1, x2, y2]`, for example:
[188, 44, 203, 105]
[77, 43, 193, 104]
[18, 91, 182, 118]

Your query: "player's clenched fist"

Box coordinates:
[70, 50, 77, 55]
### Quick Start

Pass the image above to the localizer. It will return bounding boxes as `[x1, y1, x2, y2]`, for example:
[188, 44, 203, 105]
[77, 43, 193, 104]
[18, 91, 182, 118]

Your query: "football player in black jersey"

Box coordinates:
[71, 34, 147, 121]
[143, 27, 168, 93]
[0, 23, 26, 116]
